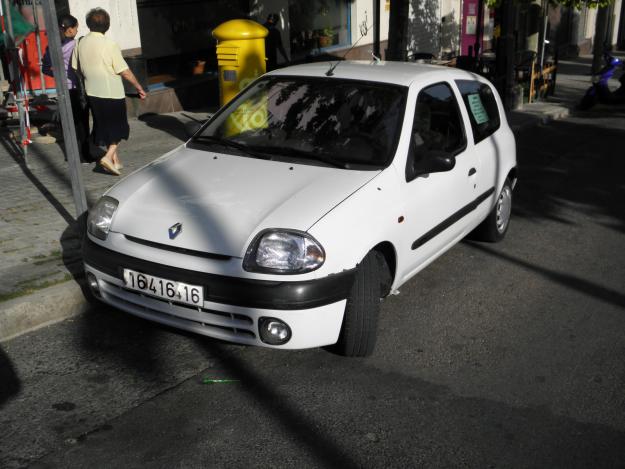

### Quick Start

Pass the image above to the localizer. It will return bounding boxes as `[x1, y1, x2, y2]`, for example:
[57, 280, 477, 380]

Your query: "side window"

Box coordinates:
[455, 80, 501, 144]
[412, 82, 466, 155]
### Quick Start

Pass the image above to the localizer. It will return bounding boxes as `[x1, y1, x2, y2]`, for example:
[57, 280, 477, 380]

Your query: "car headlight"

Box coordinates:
[243, 230, 325, 274]
[87, 196, 118, 240]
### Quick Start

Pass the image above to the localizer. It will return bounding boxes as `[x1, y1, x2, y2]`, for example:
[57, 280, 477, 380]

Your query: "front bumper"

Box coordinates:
[83, 238, 354, 349]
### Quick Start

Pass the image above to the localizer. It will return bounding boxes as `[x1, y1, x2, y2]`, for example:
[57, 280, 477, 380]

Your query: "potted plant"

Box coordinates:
[318, 27, 334, 48]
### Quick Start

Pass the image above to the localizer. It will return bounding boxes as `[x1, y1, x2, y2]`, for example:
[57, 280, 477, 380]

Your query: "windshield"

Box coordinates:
[191, 76, 407, 169]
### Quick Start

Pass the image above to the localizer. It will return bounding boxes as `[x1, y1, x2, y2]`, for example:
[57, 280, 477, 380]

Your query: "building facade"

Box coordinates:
[41, 0, 622, 113]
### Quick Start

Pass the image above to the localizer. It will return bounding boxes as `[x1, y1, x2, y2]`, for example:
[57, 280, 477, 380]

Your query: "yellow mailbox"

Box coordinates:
[212, 19, 268, 107]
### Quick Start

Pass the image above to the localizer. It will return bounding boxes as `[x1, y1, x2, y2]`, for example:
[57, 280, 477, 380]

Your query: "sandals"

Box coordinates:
[100, 158, 121, 176]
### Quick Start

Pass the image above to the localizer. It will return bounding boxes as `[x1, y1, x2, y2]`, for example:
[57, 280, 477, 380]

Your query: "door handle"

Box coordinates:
[468, 168, 477, 176]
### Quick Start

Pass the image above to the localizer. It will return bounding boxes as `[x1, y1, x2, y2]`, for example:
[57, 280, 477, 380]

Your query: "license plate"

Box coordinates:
[123, 269, 204, 307]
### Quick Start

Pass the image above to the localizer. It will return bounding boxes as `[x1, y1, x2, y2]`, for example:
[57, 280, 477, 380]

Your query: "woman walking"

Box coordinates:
[72, 7, 146, 175]
[42, 14, 91, 162]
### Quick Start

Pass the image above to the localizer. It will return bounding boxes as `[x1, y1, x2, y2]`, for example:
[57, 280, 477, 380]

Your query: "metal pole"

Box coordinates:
[31, 0, 47, 95]
[2, 0, 29, 159]
[496, 0, 517, 110]
[538, 0, 548, 71]
[373, 0, 380, 58]
[0, 3, 4, 82]
[41, 0, 87, 218]
[592, 6, 609, 74]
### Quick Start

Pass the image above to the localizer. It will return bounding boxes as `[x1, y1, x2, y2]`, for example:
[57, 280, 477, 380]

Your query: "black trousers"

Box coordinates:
[69, 88, 92, 161]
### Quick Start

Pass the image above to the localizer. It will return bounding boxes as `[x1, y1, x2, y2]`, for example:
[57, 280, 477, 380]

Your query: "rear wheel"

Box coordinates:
[472, 178, 513, 242]
[333, 251, 382, 357]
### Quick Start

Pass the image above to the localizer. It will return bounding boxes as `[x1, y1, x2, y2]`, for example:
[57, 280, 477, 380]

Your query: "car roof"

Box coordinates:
[266, 60, 485, 87]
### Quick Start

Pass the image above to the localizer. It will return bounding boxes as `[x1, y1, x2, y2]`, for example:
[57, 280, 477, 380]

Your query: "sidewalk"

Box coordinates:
[0, 110, 211, 341]
[0, 54, 613, 342]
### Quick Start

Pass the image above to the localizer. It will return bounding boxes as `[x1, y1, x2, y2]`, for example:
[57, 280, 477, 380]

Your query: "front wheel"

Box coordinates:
[471, 178, 513, 242]
[332, 252, 382, 357]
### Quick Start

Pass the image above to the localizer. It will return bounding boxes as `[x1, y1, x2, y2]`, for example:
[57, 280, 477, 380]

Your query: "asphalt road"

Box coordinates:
[1, 111, 625, 468]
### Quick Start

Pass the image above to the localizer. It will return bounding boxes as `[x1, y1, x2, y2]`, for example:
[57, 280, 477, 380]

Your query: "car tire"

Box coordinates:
[472, 178, 513, 242]
[333, 251, 381, 357]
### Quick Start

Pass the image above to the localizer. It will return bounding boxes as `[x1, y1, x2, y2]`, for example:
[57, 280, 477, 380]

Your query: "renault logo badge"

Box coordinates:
[168, 222, 182, 239]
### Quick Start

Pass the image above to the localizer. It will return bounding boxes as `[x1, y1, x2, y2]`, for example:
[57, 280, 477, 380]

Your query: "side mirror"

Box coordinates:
[406, 143, 456, 181]
[421, 149, 456, 174]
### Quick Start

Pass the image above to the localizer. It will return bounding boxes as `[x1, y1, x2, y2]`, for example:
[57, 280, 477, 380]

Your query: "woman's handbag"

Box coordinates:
[74, 37, 89, 110]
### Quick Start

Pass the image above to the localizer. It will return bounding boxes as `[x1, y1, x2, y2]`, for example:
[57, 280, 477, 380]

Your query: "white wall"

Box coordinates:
[353, 0, 390, 47]
[68, 0, 141, 52]
[610, 0, 622, 45]
[584, 7, 596, 40]
[407, 0, 441, 57]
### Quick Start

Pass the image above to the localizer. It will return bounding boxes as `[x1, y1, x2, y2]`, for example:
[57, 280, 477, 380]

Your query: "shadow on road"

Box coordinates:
[44, 302, 625, 468]
[514, 118, 625, 233]
[467, 241, 625, 310]
[0, 346, 21, 409]
[0, 128, 76, 225]
[139, 113, 189, 142]
[197, 342, 361, 469]
[60, 213, 90, 299]
[76, 305, 167, 378]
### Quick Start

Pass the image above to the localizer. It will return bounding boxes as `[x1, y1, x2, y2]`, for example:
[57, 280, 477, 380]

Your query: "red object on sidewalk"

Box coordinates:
[19, 30, 55, 92]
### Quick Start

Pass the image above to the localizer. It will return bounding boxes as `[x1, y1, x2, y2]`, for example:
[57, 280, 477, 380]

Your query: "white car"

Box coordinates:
[83, 61, 516, 356]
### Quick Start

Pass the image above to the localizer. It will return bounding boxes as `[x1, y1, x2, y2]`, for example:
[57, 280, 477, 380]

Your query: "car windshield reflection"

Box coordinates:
[192, 76, 407, 169]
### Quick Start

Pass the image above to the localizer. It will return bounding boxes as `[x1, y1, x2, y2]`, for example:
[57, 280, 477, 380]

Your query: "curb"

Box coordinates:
[0, 280, 90, 343]
[508, 105, 571, 133]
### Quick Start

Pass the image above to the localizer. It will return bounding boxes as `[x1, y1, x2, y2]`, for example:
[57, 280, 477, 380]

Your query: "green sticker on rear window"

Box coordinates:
[468, 94, 489, 124]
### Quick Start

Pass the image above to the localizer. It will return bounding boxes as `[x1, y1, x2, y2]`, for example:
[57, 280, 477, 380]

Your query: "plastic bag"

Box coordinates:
[0, 5, 36, 46]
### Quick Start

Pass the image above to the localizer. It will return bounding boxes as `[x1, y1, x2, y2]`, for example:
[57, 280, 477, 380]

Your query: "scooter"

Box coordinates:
[578, 53, 625, 110]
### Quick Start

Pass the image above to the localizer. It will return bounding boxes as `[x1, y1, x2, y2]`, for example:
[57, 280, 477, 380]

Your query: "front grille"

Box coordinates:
[100, 278, 256, 340]
[125, 235, 232, 261]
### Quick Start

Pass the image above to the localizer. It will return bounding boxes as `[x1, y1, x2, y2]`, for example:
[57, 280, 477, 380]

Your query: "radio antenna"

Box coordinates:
[326, 13, 371, 77]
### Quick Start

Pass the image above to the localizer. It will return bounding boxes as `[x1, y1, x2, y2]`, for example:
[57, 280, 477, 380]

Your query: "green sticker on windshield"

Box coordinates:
[468, 94, 489, 124]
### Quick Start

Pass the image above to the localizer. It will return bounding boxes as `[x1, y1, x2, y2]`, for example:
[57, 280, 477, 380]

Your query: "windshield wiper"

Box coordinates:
[191, 135, 271, 160]
[250, 145, 350, 169]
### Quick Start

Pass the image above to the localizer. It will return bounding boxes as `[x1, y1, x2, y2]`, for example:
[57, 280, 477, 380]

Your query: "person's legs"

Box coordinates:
[69, 89, 91, 161]
[102, 142, 118, 162]
[100, 142, 120, 175]
[90, 96, 127, 175]
[79, 105, 91, 161]
[111, 145, 122, 168]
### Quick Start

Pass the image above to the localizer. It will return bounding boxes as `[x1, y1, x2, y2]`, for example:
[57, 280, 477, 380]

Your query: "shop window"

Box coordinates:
[288, 0, 351, 59]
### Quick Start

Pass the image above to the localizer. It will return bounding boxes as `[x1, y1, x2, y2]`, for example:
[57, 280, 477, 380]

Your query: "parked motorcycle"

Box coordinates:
[578, 53, 625, 110]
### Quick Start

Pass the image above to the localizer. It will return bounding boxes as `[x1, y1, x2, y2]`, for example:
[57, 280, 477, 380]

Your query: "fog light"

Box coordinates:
[258, 317, 291, 345]
[86, 272, 100, 297]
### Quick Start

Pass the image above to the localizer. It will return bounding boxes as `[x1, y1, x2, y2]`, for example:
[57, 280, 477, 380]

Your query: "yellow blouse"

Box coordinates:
[72, 32, 128, 99]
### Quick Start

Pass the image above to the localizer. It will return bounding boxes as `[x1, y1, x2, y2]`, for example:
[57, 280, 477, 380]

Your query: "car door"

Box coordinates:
[397, 81, 480, 282]
[455, 79, 503, 221]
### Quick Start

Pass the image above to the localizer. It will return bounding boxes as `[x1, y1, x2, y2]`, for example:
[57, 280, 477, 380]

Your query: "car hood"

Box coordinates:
[107, 146, 379, 257]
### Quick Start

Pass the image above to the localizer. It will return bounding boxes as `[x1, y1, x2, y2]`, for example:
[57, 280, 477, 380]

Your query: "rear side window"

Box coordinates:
[455, 80, 500, 144]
